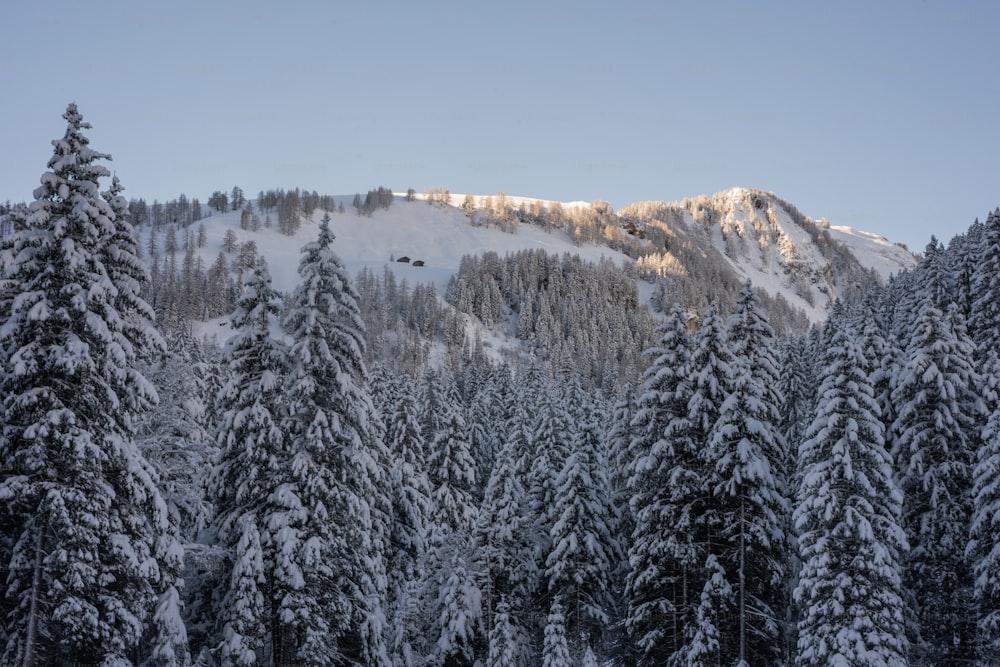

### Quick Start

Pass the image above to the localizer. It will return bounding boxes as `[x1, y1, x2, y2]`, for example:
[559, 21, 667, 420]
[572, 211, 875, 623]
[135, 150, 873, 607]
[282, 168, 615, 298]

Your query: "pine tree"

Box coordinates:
[279, 213, 388, 665]
[794, 323, 908, 666]
[710, 282, 790, 664]
[970, 209, 1000, 353]
[383, 373, 431, 666]
[890, 300, 982, 663]
[0, 103, 185, 664]
[545, 392, 619, 660]
[486, 597, 518, 667]
[969, 396, 1000, 661]
[209, 262, 288, 664]
[420, 375, 481, 666]
[542, 598, 572, 667]
[626, 304, 697, 666]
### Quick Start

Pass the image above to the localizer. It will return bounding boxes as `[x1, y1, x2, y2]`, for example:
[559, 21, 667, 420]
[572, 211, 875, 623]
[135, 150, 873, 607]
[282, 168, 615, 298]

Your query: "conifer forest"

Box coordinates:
[4, 106, 1000, 666]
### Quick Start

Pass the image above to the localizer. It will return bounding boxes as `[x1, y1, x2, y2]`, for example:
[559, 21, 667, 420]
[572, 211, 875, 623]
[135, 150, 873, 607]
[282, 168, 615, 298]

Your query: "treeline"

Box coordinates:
[128, 186, 347, 237]
[353, 186, 395, 217]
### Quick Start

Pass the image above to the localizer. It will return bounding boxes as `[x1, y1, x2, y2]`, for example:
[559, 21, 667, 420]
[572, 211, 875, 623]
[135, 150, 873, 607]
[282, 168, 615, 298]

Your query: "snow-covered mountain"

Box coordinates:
[619, 187, 917, 320]
[159, 187, 917, 338]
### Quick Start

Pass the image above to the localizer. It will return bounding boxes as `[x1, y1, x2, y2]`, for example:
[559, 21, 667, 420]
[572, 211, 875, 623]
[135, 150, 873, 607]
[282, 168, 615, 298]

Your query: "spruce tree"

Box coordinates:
[542, 598, 572, 667]
[625, 304, 696, 666]
[970, 397, 1000, 661]
[794, 323, 908, 666]
[544, 392, 619, 661]
[970, 209, 1000, 354]
[385, 373, 430, 584]
[0, 103, 184, 665]
[890, 301, 982, 663]
[218, 516, 266, 666]
[279, 213, 388, 665]
[678, 306, 736, 666]
[709, 283, 790, 665]
[475, 425, 531, 663]
[383, 373, 431, 666]
[421, 378, 481, 665]
[209, 262, 289, 664]
[486, 597, 518, 667]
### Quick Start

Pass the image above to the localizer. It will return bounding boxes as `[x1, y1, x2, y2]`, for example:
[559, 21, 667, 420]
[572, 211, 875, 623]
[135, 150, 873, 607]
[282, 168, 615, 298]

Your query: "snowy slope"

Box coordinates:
[184, 197, 629, 297]
[828, 225, 916, 278]
[150, 188, 917, 338]
[624, 187, 918, 320]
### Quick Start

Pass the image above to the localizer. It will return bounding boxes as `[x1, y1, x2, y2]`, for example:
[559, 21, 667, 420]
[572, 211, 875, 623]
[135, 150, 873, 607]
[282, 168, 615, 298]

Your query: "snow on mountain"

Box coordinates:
[183, 196, 628, 297]
[621, 187, 918, 320]
[153, 187, 917, 340]
[827, 225, 917, 278]
[703, 187, 917, 313]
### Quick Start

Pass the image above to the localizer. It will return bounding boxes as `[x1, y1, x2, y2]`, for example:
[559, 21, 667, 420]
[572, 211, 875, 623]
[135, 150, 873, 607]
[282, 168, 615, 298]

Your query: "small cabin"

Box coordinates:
[397, 256, 410, 263]
[412, 260, 425, 267]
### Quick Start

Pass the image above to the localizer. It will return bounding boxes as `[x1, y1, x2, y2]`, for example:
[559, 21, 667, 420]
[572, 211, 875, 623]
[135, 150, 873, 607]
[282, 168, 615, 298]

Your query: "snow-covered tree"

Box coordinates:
[419, 376, 481, 665]
[709, 282, 791, 664]
[626, 304, 697, 666]
[101, 174, 162, 362]
[0, 103, 185, 665]
[475, 425, 531, 664]
[970, 395, 1000, 661]
[383, 373, 431, 666]
[794, 322, 908, 666]
[544, 393, 620, 660]
[278, 213, 389, 665]
[427, 382, 477, 542]
[672, 305, 737, 665]
[486, 597, 518, 667]
[385, 373, 430, 584]
[418, 367, 449, 446]
[208, 262, 288, 664]
[685, 555, 730, 667]
[970, 209, 1000, 353]
[542, 598, 572, 667]
[431, 545, 482, 667]
[524, 369, 573, 609]
[890, 300, 982, 663]
[217, 516, 266, 666]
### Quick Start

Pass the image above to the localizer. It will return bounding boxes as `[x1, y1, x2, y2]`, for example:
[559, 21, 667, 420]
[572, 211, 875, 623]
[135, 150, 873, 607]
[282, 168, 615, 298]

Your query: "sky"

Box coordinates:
[1, 0, 997, 252]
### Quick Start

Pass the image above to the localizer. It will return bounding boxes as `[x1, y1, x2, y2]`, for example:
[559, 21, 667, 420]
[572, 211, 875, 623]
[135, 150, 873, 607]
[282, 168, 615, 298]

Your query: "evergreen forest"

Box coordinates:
[4, 105, 1000, 666]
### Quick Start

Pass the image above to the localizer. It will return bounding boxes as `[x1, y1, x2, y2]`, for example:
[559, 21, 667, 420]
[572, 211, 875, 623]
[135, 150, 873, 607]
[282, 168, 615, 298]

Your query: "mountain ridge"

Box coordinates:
[134, 185, 918, 346]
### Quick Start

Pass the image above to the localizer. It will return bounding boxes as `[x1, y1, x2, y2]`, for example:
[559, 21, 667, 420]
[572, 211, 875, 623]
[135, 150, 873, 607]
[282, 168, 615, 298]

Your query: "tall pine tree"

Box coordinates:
[209, 262, 289, 665]
[279, 213, 389, 665]
[0, 104, 184, 665]
[626, 304, 696, 666]
[890, 300, 982, 663]
[794, 322, 908, 666]
[709, 282, 790, 664]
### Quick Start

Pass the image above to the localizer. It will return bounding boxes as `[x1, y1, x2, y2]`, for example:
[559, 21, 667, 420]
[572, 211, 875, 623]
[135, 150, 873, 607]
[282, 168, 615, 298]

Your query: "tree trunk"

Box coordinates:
[22, 526, 45, 667]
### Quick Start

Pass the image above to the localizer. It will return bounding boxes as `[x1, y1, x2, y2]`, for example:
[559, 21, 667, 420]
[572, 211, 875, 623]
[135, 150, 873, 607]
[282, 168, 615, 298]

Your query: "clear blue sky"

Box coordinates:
[1, 0, 997, 252]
